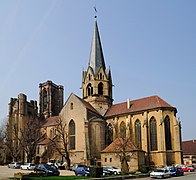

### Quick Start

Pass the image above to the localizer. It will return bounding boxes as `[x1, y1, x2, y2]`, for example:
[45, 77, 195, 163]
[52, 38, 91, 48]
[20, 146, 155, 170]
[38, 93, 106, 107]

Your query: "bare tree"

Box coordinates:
[0, 118, 7, 163]
[49, 118, 71, 169]
[114, 138, 136, 175]
[5, 118, 22, 162]
[15, 116, 42, 163]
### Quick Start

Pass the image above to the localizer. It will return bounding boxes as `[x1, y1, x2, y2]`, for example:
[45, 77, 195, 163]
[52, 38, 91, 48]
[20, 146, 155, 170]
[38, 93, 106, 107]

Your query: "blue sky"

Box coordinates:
[0, 0, 195, 141]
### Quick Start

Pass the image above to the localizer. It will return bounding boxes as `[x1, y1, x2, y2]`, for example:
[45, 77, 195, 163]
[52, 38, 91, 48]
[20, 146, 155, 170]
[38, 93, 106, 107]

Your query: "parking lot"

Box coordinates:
[0, 165, 75, 180]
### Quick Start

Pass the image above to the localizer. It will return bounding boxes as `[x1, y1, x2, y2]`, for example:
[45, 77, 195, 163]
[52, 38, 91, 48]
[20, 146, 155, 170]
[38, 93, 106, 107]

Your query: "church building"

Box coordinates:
[7, 16, 182, 171]
[38, 16, 182, 170]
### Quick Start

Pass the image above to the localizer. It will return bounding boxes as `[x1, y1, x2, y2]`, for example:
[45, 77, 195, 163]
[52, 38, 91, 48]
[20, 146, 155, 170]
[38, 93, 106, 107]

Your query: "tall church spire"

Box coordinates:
[89, 17, 106, 75]
[82, 16, 113, 116]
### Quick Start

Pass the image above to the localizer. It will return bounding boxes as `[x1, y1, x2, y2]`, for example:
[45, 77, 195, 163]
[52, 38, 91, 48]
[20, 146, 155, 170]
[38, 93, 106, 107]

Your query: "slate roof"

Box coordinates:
[105, 95, 176, 117]
[101, 138, 139, 153]
[41, 116, 60, 127]
[182, 140, 196, 155]
[89, 17, 106, 75]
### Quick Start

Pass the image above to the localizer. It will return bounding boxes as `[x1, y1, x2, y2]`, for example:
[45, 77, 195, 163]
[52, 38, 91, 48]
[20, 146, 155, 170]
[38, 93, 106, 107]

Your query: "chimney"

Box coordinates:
[127, 98, 131, 109]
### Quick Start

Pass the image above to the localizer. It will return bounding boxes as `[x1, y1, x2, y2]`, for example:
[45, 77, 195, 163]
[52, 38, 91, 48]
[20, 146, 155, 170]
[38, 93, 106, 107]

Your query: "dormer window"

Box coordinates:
[88, 74, 91, 81]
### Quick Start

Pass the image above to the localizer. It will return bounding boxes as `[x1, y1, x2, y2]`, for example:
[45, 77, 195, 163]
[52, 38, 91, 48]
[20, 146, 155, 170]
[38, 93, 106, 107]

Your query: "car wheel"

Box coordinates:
[114, 171, 117, 175]
[188, 170, 190, 172]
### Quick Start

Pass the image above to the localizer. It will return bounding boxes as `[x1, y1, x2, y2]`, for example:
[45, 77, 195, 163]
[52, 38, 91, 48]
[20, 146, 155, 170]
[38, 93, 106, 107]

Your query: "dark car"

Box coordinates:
[74, 166, 90, 176]
[34, 164, 60, 176]
[166, 166, 184, 176]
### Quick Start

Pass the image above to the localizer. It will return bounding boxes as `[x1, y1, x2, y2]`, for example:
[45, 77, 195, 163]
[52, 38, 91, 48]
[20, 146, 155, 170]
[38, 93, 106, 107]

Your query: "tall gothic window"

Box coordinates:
[98, 82, 103, 95]
[150, 117, 158, 151]
[69, 120, 75, 150]
[135, 119, 142, 149]
[164, 116, 172, 150]
[107, 123, 113, 145]
[87, 83, 93, 96]
[43, 89, 47, 111]
[120, 121, 126, 138]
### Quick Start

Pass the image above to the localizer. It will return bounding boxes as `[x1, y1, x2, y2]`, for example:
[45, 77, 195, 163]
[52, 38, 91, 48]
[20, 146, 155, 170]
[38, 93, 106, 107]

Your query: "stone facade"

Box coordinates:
[39, 80, 64, 119]
[7, 93, 38, 162]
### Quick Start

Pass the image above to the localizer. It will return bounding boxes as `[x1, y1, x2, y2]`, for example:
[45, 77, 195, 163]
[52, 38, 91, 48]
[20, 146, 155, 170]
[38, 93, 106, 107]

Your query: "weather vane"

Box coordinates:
[94, 6, 97, 18]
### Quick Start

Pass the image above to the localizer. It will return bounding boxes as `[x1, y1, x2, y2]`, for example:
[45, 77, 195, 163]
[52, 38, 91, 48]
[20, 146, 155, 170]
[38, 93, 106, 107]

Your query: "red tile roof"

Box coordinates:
[182, 140, 196, 155]
[42, 116, 60, 127]
[101, 138, 139, 153]
[105, 96, 176, 117]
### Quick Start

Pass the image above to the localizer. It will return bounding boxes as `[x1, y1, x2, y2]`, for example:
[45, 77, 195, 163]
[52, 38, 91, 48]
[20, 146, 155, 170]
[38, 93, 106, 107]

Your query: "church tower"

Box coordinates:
[39, 80, 64, 119]
[82, 17, 113, 116]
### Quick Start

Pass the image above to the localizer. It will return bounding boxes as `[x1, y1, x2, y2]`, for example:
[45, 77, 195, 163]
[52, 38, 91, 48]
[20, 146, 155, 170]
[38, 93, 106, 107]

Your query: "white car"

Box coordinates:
[20, 163, 36, 170]
[103, 166, 121, 174]
[150, 168, 171, 179]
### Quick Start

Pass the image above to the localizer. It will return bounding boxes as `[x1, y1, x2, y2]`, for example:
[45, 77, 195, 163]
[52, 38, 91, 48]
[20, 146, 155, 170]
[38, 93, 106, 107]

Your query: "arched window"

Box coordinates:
[88, 74, 91, 81]
[164, 116, 172, 150]
[150, 117, 158, 151]
[69, 120, 75, 150]
[70, 103, 73, 110]
[135, 120, 142, 149]
[120, 121, 126, 138]
[107, 123, 113, 145]
[98, 82, 103, 95]
[100, 73, 102, 80]
[86, 83, 93, 96]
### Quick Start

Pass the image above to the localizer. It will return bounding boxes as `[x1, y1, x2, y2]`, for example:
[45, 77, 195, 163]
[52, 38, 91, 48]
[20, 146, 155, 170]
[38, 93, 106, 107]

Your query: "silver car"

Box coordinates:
[8, 162, 21, 169]
[20, 163, 36, 170]
[150, 168, 171, 179]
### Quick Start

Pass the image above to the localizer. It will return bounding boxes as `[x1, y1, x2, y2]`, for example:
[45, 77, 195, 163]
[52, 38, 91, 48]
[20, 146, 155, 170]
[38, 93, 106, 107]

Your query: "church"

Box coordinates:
[8, 16, 182, 171]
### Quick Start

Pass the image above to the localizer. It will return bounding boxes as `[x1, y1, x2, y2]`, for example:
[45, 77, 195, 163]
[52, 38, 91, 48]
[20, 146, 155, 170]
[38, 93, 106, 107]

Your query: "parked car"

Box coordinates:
[103, 168, 113, 176]
[150, 168, 171, 179]
[166, 166, 184, 176]
[20, 163, 36, 170]
[8, 162, 21, 169]
[74, 166, 90, 176]
[34, 164, 60, 176]
[181, 165, 194, 172]
[72, 164, 86, 171]
[103, 166, 121, 175]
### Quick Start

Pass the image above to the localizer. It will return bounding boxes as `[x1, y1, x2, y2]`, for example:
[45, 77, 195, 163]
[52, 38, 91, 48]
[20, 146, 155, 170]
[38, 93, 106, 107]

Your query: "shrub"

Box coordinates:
[139, 165, 149, 173]
[90, 166, 103, 178]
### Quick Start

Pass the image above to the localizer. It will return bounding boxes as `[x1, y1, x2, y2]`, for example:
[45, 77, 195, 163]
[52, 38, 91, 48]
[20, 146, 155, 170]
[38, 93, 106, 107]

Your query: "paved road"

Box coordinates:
[138, 172, 196, 180]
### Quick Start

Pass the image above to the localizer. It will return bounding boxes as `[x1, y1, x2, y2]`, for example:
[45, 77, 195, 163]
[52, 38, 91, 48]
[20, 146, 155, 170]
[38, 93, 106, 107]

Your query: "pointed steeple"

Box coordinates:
[89, 16, 106, 75]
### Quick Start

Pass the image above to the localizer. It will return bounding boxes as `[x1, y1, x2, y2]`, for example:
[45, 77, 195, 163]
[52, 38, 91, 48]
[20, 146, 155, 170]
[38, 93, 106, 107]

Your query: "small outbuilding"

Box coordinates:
[101, 138, 145, 172]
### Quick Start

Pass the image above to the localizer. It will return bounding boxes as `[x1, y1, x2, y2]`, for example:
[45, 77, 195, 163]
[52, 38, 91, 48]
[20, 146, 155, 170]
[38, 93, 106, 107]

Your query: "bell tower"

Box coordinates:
[82, 17, 113, 115]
